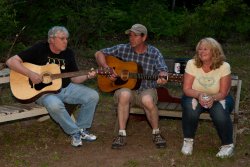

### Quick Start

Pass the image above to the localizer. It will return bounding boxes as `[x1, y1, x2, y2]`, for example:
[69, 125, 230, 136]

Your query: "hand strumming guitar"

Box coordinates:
[28, 70, 43, 84]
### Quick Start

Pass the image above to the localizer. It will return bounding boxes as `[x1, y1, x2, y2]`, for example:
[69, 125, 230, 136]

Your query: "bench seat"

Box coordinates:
[0, 103, 48, 123]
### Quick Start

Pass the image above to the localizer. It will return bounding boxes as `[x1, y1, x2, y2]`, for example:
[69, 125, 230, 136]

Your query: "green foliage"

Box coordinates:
[180, 0, 250, 44]
[0, 0, 18, 61]
[0, 0, 249, 58]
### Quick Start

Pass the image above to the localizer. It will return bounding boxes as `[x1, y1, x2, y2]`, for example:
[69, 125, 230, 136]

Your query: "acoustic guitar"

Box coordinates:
[10, 63, 112, 102]
[97, 56, 183, 92]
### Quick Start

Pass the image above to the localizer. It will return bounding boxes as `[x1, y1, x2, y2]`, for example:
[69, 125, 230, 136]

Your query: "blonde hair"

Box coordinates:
[193, 37, 226, 70]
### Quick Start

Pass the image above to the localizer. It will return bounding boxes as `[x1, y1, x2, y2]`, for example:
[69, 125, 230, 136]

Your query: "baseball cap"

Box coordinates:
[125, 24, 147, 35]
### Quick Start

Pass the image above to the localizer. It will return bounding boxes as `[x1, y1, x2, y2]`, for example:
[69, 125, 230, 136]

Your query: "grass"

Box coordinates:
[0, 40, 249, 167]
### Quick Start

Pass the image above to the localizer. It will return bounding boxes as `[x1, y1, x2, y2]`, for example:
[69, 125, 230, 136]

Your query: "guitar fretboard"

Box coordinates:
[129, 73, 166, 80]
[51, 71, 88, 80]
[125, 72, 183, 83]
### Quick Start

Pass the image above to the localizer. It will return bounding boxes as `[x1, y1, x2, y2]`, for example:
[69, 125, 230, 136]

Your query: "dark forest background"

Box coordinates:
[0, 0, 249, 61]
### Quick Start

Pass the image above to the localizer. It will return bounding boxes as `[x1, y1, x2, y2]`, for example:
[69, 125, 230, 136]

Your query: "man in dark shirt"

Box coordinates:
[6, 26, 99, 147]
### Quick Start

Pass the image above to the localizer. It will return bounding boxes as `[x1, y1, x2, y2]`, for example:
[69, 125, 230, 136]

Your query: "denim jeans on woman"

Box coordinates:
[181, 95, 234, 145]
[36, 83, 99, 135]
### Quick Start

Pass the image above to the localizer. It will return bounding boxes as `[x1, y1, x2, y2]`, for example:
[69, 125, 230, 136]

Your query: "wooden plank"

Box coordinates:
[0, 76, 10, 84]
[0, 107, 48, 123]
[130, 107, 234, 120]
[0, 103, 48, 123]
[0, 68, 10, 84]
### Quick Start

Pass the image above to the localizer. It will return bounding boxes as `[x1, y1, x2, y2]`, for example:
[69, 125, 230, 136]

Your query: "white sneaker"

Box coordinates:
[71, 132, 82, 147]
[80, 129, 97, 141]
[216, 144, 234, 158]
[181, 138, 194, 155]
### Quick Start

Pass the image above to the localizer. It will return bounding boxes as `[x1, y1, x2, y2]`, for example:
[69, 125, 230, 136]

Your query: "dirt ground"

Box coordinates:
[0, 58, 249, 167]
[0, 97, 182, 167]
[0, 95, 250, 167]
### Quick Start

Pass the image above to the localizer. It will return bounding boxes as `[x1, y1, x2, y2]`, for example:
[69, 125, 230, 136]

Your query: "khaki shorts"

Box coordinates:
[114, 88, 158, 108]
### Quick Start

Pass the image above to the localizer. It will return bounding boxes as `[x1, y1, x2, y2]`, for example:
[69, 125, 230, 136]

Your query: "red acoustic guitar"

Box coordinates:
[97, 56, 183, 92]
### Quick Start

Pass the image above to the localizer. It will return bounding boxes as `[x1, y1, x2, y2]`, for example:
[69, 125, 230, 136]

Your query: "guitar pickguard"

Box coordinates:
[29, 79, 53, 91]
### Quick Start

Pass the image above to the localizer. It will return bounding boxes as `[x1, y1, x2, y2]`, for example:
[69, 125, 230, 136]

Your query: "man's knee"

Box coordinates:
[114, 88, 132, 102]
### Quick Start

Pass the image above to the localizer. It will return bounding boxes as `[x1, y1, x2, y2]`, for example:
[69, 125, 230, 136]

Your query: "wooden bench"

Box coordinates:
[0, 68, 76, 123]
[129, 75, 242, 144]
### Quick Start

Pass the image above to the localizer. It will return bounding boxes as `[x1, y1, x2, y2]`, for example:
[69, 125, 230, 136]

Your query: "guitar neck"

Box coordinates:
[129, 73, 159, 80]
[128, 72, 183, 82]
[51, 71, 88, 80]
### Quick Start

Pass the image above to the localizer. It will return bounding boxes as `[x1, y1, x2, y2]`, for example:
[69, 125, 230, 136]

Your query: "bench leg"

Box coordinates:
[233, 119, 238, 146]
[37, 115, 50, 122]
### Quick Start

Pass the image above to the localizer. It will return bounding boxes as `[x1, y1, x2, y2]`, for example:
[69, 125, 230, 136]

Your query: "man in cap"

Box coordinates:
[95, 24, 168, 149]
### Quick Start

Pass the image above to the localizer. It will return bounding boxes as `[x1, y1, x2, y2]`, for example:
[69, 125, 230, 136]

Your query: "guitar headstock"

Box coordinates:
[96, 67, 114, 76]
[168, 73, 183, 83]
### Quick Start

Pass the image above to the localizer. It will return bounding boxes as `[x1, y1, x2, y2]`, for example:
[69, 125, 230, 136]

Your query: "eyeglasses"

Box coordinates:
[54, 36, 69, 41]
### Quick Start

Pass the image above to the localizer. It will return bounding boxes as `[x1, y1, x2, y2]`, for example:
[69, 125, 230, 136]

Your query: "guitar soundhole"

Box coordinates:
[114, 77, 128, 85]
[28, 79, 52, 90]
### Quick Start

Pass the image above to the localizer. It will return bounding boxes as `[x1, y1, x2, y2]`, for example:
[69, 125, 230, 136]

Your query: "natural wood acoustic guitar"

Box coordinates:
[97, 56, 183, 92]
[10, 63, 112, 102]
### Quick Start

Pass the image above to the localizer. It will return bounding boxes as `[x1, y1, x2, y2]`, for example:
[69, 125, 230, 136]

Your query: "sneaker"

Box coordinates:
[216, 144, 234, 158]
[71, 132, 82, 147]
[80, 129, 97, 142]
[152, 133, 166, 148]
[111, 135, 126, 149]
[181, 138, 194, 155]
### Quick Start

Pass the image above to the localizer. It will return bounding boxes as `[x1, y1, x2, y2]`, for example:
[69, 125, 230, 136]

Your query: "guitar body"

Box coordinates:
[97, 56, 140, 92]
[10, 63, 62, 101]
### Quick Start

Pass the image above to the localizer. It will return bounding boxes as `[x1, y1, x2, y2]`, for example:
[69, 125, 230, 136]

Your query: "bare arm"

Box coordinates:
[6, 55, 42, 84]
[95, 51, 109, 68]
[182, 73, 202, 98]
[182, 72, 209, 107]
[183, 72, 231, 108]
[212, 74, 231, 101]
[95, 51, 116, 79]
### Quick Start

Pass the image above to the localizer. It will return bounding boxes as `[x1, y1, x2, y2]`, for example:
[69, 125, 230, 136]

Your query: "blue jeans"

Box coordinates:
[36, 83, 99, 135]
[181, 95, 234, 145]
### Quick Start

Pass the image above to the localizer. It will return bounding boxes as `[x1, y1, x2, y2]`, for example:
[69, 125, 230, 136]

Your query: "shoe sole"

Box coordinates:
[71, 143, 82, 147]
[155, 143, 166, 149]
[156, 145, 166, 149]
[81, 138, 97, 142]
[111, 143, 126, 149]
[216, 153, 233, 158]
[181, 151, 192, 155]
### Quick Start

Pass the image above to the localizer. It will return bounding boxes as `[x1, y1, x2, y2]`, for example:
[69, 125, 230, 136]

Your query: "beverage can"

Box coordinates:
[174, 63, 180, 74]
[202, 95, 209, 108]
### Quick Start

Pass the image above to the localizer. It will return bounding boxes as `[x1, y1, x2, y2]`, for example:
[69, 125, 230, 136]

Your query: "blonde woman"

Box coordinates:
[181, 37, 234, 158]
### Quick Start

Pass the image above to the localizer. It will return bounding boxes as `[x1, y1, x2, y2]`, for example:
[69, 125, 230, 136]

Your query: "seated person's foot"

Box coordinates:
[111, 135, 126, 149]
[71, 131, 82, 147]
[81, 129, 97, 141]
[152, 133, 166, 148]
[181, 138, 194, 155]
[216, 144, 234, 158]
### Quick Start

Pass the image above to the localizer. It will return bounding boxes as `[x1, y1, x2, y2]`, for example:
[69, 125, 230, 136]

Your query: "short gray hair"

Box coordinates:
[48, 26, 69, 39]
